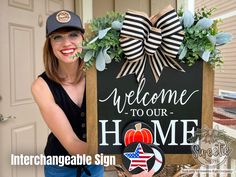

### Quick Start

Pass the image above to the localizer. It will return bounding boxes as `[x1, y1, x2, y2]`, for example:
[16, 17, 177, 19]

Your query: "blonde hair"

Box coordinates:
[43, 38, 84, 84]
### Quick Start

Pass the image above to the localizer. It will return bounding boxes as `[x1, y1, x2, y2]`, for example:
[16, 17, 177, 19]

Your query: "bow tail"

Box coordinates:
[149, 51, 185, 82]
[148, 54, 164, 83]
[117, 56, 147, 82]
[148, 55, 159, 82]
[159, 50, 185, 72]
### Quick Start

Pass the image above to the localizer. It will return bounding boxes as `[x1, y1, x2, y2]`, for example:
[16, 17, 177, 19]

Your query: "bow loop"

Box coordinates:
[120, 37, 144, 62]
[153, 7, 184, 58]
[154, 7, 182, 37]
[144, 27, 162, 55]
[117, 6, 185, 83]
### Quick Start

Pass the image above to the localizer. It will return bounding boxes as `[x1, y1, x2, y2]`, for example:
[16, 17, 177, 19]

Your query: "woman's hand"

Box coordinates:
[130, 169, 155, 177]
[115, 165, 155, 177]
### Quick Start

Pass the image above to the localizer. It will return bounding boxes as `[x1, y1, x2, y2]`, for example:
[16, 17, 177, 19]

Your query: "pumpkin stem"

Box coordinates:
[135, 123, 142, 130]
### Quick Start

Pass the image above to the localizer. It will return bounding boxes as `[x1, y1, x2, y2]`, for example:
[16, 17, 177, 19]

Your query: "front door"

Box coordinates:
[0, 0, 74, 177]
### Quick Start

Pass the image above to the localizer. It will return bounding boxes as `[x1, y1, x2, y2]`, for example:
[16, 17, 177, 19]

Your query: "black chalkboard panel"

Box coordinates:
[97, 58, 203, 154]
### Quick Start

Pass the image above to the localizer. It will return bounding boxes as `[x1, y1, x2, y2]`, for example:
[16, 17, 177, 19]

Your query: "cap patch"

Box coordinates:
[56, 11, 71, 23]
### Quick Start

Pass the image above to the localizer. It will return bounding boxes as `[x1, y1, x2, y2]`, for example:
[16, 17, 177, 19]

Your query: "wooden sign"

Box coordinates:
[86, 59, 214, 164]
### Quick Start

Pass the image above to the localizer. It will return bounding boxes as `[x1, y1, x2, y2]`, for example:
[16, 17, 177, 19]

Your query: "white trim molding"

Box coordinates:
[177, 0, 195, 13]
[75, 0, 93, 25]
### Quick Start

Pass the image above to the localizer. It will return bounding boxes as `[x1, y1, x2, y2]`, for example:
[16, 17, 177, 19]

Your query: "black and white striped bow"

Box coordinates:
[117, 6, 185, 83]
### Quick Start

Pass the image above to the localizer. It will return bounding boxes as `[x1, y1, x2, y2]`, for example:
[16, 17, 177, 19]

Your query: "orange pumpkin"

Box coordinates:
[124, 123, 153, 146]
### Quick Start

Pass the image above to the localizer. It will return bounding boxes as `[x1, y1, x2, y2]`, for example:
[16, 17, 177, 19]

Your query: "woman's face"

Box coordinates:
[49, 29, 83, 63]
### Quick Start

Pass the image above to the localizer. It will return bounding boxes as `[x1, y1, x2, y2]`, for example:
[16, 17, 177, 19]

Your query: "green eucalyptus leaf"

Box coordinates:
[196, 18, 213, 29]
[96, 49, 106, 71]
[89, 36, 99, 44]
[112, 21, 123, 30]
[183, 10, 194, 27]
[84, 50, 94, 62]
[216, 32, 232, 45]
[103, 47, 111, 64]
[98, 27, 111, 39]
[179, 46, 187, 60]
[201, 50, 211, 62]
[109, 53, 115, 59]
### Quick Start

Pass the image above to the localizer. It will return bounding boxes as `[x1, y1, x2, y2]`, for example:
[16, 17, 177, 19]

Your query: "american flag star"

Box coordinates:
[124, 143, 154, 172]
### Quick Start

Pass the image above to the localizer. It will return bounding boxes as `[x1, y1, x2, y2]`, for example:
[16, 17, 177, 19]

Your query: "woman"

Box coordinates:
[31, 10, 104, 177]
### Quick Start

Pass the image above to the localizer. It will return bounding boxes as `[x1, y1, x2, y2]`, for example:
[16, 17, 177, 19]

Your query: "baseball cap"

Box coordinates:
[46, 10, 85, 37]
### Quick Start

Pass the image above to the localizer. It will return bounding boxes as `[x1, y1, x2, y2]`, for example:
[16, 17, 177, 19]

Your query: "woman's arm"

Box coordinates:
[31, 77, 88, 155]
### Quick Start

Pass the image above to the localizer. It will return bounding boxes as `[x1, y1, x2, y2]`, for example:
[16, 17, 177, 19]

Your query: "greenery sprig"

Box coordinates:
[178, 7, 232, 67]
[74, 12, 124, 71]
[75, 7, 232, 71]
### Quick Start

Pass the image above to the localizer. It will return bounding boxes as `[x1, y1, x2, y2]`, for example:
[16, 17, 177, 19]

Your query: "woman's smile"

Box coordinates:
[61, 48, 76, 56]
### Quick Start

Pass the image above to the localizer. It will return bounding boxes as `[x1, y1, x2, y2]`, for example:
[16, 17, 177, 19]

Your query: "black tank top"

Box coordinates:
[39, 72, 86, 156]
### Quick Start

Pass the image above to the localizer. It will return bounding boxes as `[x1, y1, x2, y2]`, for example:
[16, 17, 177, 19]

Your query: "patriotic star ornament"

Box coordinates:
[122, 142, 155, 174]
[117, 5, 185, 83]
